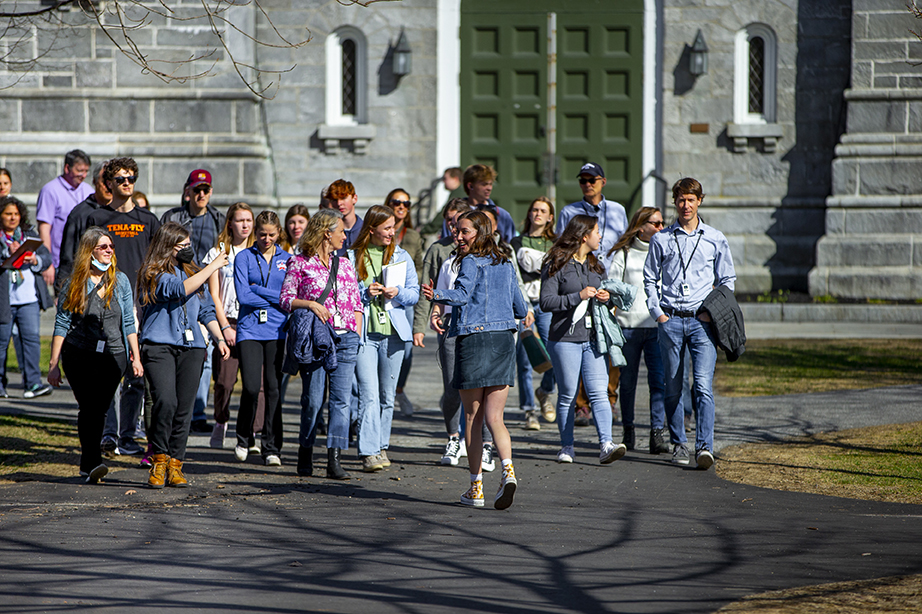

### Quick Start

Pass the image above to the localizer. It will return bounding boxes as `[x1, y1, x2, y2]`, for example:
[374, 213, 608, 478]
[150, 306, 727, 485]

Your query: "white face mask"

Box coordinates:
[92, 258, 111, 272]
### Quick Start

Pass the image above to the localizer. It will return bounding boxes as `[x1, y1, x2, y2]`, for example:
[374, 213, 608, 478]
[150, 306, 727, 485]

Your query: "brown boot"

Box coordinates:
[148, 454, 170, 489]
[167, 457, 189, 488]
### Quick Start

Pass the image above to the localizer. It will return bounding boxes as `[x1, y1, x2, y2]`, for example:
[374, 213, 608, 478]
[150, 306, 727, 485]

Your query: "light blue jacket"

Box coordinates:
[349, 245, 420, 343]
[54, 271, 136, 353]
[139, 267, 217, 348]
[591, 278, 637, 367]
[431, 254, 528, 337]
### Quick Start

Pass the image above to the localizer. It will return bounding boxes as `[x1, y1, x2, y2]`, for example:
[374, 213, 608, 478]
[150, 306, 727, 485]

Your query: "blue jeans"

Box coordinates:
[619, 327, 666, 429]
[658, 315, 717, 452]
[0, 302, 42, 390]
[299, 331, 358, 450]
[355, 333, 405, 457]
[547, 338, 613, 448]
[515, 303, 555, 410]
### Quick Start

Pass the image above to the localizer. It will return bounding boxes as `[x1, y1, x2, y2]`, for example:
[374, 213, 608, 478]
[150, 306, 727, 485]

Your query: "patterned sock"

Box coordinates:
[501, 458, 513, 469]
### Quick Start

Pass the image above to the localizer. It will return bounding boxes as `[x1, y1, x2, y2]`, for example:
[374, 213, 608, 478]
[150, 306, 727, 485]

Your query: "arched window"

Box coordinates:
[326, 26, 367, 126]
[734, 24, 776, 124]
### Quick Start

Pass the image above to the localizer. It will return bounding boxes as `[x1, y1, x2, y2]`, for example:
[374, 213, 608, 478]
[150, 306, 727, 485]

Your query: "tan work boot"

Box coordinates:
[148, 454, 170, 489]
[167, 457, 189, 488]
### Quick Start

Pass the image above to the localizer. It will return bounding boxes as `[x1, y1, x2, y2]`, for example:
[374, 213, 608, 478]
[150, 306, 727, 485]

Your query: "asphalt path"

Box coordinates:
[1, 332, 921, 613]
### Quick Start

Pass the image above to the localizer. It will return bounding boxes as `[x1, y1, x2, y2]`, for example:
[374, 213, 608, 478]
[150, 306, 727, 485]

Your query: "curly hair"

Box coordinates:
[0, 195, 30, 230]
[103, 157, 139, 186]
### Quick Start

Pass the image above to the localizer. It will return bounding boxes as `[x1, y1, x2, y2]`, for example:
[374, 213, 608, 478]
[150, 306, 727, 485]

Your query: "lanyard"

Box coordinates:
[673, 229, 703, 280]
[366, 251, 385, 309]
[255, 249, 271, 287]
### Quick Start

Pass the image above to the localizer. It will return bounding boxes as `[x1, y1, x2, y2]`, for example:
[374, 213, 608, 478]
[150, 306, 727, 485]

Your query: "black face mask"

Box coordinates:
[176, 245, 195, 264]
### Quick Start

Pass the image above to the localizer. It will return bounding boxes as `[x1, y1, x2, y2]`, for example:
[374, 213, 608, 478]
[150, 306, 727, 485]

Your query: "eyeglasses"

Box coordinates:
[192, 186, 211, 195]
[113, 175, 138, 186]
[390, 199, 411, 208]
[578, 177, 600, 185]
[176, 242, 192, 249]
[647, 219, 665, 228]
[95, 244, 115, 251]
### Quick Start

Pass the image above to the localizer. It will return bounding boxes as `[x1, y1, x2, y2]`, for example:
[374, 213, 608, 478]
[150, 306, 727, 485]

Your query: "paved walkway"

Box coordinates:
[1, 328, 921, 613]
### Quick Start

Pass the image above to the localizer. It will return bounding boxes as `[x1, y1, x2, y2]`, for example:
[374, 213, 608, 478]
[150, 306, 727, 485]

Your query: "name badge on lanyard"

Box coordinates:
[184, 329, 195, 343]
[681, 282, 691, 297]
[378, 310, 387, 326]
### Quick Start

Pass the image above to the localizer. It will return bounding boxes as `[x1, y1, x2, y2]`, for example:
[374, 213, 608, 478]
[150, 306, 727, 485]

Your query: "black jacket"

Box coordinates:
[700, 285, 746, 362]
[55, 193, 103, 293]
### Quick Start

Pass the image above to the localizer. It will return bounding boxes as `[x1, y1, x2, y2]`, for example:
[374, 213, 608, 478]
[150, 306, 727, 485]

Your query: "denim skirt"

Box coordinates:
[452, 330, 516, 390]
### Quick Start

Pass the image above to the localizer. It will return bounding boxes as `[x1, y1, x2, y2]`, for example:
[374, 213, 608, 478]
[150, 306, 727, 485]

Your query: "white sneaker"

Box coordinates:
[600, 441, 627, 464]
[234, 446, 248, 462]
[265, 454, 282, 467]
[557, 445, 575, 463]
[441, 437, 462, 466]
[481, 444, 496, 472]
[248, 441, 261, 455]
[459, 438, 468, 458]
[535, 388, 556, 423]
[696, 449, 714, 470]
[396, 392, 414, 417]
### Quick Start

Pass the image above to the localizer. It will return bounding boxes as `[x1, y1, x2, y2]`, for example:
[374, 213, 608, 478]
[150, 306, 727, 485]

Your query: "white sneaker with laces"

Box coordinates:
[600, 441, 627, 464]
[557, 445, 575, 463]
[441, 437, 462, 466]
[234, 446, 248, 462]
[481, 444, 496, 472]
[265, 454, 281, 467]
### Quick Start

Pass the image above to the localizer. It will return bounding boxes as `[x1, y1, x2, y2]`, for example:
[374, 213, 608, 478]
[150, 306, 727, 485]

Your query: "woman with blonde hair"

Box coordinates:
[350, 204, 419, 471]
[138, 222, 230, 488]
[48, 227, 143, 483]
[280, 209, 363, 479]
[204, 202, 256, 449]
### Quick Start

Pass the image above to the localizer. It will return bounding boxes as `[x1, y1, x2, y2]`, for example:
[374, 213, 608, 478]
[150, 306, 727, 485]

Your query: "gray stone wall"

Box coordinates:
[810, 0, 922, 299]
[662, 0, 850, 294]
[0, 2, 271, 213]
[256, 0, 439, 210]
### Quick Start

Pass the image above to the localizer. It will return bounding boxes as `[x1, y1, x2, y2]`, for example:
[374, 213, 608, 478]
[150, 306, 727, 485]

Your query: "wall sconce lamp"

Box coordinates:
[392, 29, 412, 77]
[690, 29, 708, 76]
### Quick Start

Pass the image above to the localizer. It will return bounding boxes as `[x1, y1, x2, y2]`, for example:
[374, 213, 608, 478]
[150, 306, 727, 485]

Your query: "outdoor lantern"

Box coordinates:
[690, 29, 708, 76]
[392, 29, 412, 77]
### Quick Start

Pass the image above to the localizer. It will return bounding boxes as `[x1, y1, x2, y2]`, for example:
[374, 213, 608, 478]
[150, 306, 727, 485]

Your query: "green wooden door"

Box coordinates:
[461, 1, 645, 224]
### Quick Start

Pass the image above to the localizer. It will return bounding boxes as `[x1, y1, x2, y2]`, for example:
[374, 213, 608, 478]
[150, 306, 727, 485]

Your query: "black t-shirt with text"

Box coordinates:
[86, 206, 162, 294]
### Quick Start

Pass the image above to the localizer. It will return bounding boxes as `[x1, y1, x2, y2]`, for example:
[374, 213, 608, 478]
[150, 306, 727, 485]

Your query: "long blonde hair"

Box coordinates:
[137, 222, 200, 305]
[62, 227, 118, 314]
[609, 207, 661, 255]
[217, 202, 255, 252]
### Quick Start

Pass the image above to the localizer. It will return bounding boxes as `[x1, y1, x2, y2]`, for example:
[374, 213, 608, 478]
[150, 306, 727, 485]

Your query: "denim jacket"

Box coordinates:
[348, 245, 420, 343]
[431, 254, 528, 337]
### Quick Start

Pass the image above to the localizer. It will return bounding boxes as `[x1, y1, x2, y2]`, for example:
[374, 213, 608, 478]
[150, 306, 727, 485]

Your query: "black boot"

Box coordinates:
[622, 425, 635, 451]
[649, 428, 670, 455]
[297, 445, 313, 477]
[326, 448, 350, 480]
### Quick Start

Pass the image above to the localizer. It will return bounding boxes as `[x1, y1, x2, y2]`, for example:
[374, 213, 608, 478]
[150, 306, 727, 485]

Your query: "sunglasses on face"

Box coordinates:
[192, 186, 211, 195]
[648, 219, 665, 227]
[390, 199, 411, 208]
[113, 175, 138, 186]
[578, 177, 600, 185]
[96, 244, 115, 251]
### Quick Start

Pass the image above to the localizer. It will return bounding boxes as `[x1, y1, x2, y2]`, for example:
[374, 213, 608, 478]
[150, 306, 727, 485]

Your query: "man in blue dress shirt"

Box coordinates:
[555, 162, 628, 271]
[643, 178, 736, 470]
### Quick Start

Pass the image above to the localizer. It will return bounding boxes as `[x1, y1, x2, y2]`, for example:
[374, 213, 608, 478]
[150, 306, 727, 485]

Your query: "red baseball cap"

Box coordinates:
[186, 169, 212, 189]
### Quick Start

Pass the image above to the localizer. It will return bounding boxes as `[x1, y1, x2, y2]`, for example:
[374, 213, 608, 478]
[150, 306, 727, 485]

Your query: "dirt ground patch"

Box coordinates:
[717, 575, 922, 614]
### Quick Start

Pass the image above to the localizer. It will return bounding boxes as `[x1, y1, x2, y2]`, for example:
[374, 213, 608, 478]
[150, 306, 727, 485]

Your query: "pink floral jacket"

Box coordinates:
[280, 254, 362, 333]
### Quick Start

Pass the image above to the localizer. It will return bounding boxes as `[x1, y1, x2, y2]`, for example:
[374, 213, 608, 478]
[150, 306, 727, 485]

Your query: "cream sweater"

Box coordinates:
[608, 238, 656, 329]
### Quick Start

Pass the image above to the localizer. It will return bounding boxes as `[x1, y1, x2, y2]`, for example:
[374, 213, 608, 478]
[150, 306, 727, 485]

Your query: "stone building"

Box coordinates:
[1, 0, 920, 298]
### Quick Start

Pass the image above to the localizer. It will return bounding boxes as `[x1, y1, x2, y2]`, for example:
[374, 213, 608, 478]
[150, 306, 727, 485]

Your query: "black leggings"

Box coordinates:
[143, 344, 206, 461]
[62, 343, 125, 474]
[237, 339, 284, 457]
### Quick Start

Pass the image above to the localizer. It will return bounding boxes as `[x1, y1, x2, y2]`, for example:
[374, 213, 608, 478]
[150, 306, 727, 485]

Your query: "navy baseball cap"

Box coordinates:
[577, 162, 605, 178]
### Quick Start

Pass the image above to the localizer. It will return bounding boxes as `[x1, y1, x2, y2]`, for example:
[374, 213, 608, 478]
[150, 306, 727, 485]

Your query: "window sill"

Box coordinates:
[727, 122, 783, 153]
[318, 124, 376, 155]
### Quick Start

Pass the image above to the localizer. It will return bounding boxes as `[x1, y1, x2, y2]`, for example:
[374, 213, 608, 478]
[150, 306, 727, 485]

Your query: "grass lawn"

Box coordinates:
[3, 335, 53, 376]
[715, 338, 922, 397]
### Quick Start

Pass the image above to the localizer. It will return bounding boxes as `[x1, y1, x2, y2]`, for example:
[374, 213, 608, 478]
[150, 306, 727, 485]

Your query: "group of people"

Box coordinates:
[2, 151, 737, 512]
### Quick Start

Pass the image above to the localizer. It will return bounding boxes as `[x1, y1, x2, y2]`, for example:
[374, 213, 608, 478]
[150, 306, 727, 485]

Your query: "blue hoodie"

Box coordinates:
[234, 244, 291, 342]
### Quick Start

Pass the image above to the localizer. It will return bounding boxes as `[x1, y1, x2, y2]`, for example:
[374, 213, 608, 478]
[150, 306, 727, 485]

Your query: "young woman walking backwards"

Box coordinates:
[423, 210, 528, 510]
[233, 210, 291, 466]
[540, 215, 628, 465]
[138, 222, 230, 488]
